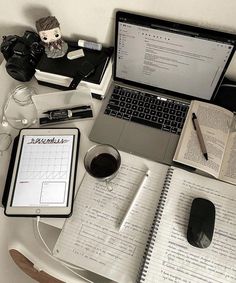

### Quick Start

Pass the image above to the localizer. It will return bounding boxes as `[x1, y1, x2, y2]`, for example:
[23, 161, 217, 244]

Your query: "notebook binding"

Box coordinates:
[137, 167, 174, 283]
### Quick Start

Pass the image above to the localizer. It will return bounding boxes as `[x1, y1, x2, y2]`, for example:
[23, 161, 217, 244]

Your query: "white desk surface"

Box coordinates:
[0, 61, 116, 282]
[0, 61, 103, 229]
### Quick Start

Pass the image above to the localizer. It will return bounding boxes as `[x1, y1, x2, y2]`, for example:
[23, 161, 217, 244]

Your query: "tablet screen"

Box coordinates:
[11, 134, 74, 207]
[5, 128, 79, 217]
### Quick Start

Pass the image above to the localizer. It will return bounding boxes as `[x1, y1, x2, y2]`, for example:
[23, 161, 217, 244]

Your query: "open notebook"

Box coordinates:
[53, 151, 236, 283]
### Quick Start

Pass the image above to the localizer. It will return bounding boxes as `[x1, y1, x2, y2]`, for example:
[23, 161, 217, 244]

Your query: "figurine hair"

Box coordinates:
[36, 16, 60, 32]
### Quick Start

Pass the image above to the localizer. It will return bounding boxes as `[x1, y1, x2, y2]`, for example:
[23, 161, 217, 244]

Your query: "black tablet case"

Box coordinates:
[2, 135, 19, 208]
[2, 128, 80, 217]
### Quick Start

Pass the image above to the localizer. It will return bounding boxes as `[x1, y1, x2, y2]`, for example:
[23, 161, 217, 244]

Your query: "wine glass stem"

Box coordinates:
[106, 180, 113, 191]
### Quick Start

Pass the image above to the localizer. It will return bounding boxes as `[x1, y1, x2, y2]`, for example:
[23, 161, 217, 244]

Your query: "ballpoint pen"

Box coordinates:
[119, 169, 150, 231]
[39, 110, 93, 125]
[42, 105, 91, 115]
[42, 105, 92, 120]
[192, 112, 208, 160]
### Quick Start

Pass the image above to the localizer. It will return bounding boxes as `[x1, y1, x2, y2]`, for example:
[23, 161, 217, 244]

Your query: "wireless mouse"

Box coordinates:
[187, 198, 215, 248]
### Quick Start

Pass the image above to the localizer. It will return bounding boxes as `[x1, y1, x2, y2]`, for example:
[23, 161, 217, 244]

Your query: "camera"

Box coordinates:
[1, 31, 44, 82]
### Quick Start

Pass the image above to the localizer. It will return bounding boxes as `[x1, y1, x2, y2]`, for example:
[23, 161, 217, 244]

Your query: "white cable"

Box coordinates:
[35, 216, 94, 283]
[1, 85, 37, 129]
[34, 217, 84, 270]
[36, 216, 52, 255]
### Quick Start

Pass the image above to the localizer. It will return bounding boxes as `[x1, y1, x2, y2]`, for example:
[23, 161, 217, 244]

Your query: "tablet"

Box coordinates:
[5, 128, 80, 217]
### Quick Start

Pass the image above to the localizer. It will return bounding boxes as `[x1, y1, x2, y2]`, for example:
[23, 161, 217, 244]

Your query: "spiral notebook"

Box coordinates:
[53, 152, 236, 283]
[137, 167, 236, 283]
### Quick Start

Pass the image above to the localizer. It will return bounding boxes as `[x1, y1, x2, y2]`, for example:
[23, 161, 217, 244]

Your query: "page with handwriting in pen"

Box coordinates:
[143, 167, 236, 283]
[53, 152, 168, 283]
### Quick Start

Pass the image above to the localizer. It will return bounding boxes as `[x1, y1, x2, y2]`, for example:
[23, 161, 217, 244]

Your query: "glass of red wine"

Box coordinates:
[84, 144, 121, 191]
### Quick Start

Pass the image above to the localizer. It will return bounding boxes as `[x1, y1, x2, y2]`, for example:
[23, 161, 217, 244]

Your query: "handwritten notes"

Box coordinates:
[142, 167, 236, 283]
[53, 151, 236, 283]
[53, 152, 168, 283]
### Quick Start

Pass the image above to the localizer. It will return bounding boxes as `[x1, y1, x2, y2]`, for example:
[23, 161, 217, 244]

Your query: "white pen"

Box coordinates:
[119, 169, 150, 231]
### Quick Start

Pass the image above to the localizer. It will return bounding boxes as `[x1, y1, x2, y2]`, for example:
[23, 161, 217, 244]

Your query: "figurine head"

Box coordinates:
[35, 16, 68, 58]
[36, 16, 61, 44]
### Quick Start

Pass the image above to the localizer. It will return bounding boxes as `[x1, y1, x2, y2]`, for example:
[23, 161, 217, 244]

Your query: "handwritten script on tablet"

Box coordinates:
[12, 135, 74, 207]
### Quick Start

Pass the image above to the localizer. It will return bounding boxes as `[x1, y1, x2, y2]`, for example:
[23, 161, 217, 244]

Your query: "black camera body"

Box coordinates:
[1, 31, 44, 82]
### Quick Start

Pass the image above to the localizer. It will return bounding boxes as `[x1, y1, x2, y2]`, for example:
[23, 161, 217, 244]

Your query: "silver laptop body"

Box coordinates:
[90, 11, 236, 165]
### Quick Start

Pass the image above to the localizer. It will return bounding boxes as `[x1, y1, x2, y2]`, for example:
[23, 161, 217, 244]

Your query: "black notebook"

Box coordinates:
[35, 44, 113, 85]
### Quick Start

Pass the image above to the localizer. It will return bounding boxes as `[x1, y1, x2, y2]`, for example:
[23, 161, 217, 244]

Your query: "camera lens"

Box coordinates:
[2, 31, 44, 82]
[6, 56, 35, 82]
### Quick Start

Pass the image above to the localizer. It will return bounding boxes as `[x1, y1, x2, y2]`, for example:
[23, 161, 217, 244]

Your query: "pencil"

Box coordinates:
[192, 112, 208, 160]
[119, 169, 150, 231]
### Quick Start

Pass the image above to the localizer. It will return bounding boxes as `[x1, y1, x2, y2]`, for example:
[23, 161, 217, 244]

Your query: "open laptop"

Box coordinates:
[90, 11, 236, 165]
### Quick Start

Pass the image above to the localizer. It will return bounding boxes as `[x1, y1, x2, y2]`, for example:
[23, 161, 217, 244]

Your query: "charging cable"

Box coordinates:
[0, 133, 12, 156]
[35, 216, 94, 283]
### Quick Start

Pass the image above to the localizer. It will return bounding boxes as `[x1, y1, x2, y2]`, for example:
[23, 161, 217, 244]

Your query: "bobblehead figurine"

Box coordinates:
[35, 16, 68, 58]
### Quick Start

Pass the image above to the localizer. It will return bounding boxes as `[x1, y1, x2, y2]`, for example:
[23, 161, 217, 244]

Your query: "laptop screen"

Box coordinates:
[114, 11, 236, 101]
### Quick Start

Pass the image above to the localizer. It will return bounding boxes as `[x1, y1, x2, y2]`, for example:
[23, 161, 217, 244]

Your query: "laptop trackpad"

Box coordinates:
[117, 123, 176, 163]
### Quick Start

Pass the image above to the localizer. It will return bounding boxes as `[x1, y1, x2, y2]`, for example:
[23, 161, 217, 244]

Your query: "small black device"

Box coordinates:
[187, 198, 215, 248]
[1, 31, 44, 82]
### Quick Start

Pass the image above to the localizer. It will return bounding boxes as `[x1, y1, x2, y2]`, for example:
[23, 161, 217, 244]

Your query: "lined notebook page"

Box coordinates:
[53, 151, 168, 283]
[141, 167, 236, 283]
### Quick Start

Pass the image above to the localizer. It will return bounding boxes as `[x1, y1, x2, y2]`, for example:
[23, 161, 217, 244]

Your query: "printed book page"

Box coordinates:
[142, 167, 236, 283]
[174, 100, 233, 179]
[220, 131, 236, 184]
[53, 151, 168, 283]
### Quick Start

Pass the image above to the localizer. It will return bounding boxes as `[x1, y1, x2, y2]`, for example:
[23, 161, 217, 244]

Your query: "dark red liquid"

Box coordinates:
[89, 153, 118, 178]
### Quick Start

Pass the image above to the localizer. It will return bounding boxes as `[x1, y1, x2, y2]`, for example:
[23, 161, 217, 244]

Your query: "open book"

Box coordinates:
[53, 151, 236, 282]
[174, 100, 236, 185]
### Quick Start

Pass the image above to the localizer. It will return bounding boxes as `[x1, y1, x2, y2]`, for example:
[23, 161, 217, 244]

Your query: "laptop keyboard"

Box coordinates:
[104, 85, 189, 135]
